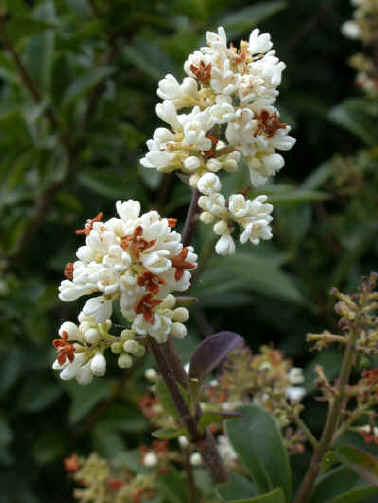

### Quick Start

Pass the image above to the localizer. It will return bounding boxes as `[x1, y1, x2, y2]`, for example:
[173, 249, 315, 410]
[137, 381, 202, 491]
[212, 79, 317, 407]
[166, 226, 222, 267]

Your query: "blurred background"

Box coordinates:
[0, 0, 377, 501]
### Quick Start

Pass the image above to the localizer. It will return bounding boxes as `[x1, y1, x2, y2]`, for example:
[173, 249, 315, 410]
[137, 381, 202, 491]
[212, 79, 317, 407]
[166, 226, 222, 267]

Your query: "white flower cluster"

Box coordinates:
[140, 26, 295, 254]
[198, 176, 273, 255]
[342, 0, 378, 96]
[53, 201, 195, 383]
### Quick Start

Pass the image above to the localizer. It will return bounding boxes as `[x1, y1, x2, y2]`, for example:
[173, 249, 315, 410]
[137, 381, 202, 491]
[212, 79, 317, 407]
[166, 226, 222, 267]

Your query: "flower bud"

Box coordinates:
[84, 328, 100, 344]
[200, 211, 215, 224]
[172, 307, 189, 323]
[171, 322, 187, 339]
[190, 453, 202, 466]
[123, 339, 139, 354]
[213, 220, 228, 235]
[145, 368, 157, 381]
[143, 452, 158, 467]
[178, 435, 189, 449]
[111, 342, 122, 354]
[215, 234, 235, 255]
[118, 353, 133, 369]
[90, 353, 106, 377]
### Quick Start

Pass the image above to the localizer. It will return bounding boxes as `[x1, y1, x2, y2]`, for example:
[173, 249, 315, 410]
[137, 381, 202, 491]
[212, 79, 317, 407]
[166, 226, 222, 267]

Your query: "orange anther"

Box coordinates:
[170, 248, 195, 280]
[75, 212, 103, 236]
[64, 262, 74, 280]
[134, 294, 162, 322]
[254, 109, 286, 138]
[64, 453, 79, 472]
[190, 61, 211, 85]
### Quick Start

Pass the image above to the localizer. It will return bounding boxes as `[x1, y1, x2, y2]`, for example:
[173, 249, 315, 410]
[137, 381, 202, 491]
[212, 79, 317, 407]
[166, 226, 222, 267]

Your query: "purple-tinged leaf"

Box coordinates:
[189, 331, 243, 383]
[336, 445, 378, 487]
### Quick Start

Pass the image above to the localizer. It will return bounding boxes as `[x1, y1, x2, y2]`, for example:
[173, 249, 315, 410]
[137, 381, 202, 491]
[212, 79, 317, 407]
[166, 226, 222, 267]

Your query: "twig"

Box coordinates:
[149, 337, 227, 483]
[182, 188, 200, 248]
[293, 330, 358, 503]
[184, 450, 200, 503]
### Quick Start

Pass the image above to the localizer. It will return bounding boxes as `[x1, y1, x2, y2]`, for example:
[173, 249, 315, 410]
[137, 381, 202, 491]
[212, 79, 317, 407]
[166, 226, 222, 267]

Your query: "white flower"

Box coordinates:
[198, 173, 222, 195]
[157, 74, 199, 108]
[206, 26, 227, 49]
[249, 29, 273, 54]
[215, 234, 235, 255]
[83, 296, 113, 323]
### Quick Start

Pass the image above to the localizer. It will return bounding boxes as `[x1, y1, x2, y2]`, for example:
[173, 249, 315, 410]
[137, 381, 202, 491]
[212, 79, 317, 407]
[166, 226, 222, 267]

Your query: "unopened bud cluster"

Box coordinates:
[141, 26, 295, 254]
[342, 0, 378, 96]
[205, 346, 307, 452]
[309, 273, 378, 356]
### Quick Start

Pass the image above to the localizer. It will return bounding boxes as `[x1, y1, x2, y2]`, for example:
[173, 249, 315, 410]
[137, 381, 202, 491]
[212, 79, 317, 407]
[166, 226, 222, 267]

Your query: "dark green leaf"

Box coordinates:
[329, 99, 378, 146]
[122, 39, 176, 80]
[328, 486, 378, 503]
[65, 379, 111, 423]
[225, 404, 292, 500]
[194, 252, 304, 305]
[336, 445, 378, 486]
[24, 2, 56, 92]
[152, 428, 187, 439]
[218, 2, 287, 38]
[311, 466, 361, 503]
[63, 66, 115, 105]
[157, 468, 187, 503]
[217, 472, 258, 501]
[224, 487, 286, 503]
[155, 377, 179, 419]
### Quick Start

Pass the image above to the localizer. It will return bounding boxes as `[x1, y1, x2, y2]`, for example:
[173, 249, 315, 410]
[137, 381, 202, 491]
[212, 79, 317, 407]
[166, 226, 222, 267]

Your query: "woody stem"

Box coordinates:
[182, 188, 200, 247]
[149, 338, 227, 483]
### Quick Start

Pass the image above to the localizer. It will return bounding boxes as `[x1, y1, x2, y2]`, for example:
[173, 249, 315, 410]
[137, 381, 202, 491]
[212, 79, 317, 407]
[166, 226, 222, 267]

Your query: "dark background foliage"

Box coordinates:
[0, 0, 377, 501]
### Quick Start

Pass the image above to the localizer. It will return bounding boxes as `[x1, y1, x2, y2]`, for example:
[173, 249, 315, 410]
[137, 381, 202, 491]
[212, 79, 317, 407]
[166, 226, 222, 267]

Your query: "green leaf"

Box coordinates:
[218, 2, 287, 38]
[18, 377, 63, 413]
[311, 466, 361, 503]
[5, 16, 56, 42]
[65, 379, 111, 423]
[0, 416, 12, 448]
[155, 377, 179, 419]
[152, 427, 186, 440]
[63, 66, 115, 105]
[225, 404, 292, 500]
[157, 468, 187, 503]
[78, 168, 145, 201]
[252, 186, 329, 205]
[224, 487, 286, 503]
[194, 252, 304, 305]
[329, 99, 378, 146]
[217, 472, 258, 501]
[336, 445, 378, 487]
[122, 38, 176, 81]
[327, 486, 378, 503]
[24, 2, 56, 93]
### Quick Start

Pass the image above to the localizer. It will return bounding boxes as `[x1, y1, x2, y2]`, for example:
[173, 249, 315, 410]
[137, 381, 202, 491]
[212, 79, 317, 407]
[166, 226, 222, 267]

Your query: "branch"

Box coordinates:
[149, 338, 227, 483]
[182, 188, 200, 247]
[293, 330, 358, 503]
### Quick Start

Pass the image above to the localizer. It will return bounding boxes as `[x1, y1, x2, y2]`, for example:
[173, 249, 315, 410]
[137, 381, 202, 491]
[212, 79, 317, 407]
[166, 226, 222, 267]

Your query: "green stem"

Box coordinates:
[293, 331, 358, 503]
